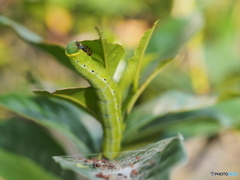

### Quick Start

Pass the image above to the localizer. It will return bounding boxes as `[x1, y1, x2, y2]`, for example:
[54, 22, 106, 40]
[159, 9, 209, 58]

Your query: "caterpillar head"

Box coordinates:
[65, 40, 80, 55]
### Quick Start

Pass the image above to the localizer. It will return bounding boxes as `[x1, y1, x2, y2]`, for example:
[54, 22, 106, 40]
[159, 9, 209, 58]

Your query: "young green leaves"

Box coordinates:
[120, 20, 177, 115]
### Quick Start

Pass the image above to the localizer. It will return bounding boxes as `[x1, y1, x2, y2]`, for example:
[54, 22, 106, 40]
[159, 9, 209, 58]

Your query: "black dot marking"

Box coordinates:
[76, 61, 79, 63]
[91, 70, 94, 73]
[112, 91, 115, 94]
[83, 65, 86, 67]
[103, 79, 106, 81]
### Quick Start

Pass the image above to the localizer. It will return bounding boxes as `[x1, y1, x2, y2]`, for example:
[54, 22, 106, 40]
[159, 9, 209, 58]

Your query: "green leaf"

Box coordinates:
[34, 87, 99, 120]
[123, 110, 229, 147]
[218, 89, 240, 102]
[124, 91, 217, 142]
[212, 98, 240, 125]
[119, 13, 203, 100]
[0, 118, 75, 180]
[0, 94, 100, 154]
[129, 20, 159, 91]
[80, 39, 124, 77]
[0, 148, 61, 180]
[53, 134, 186, 180]
[144, 12, 203, 80]
[125, 57, 176, 113]
[121, 13, 203, 114]
[161, 114, 227, 139]
[119, 53, 157, 100]
[0, 15, 74, 73]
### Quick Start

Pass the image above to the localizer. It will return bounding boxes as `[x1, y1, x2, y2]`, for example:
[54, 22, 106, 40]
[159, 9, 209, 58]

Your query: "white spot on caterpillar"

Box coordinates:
[91, 70, 95, 73]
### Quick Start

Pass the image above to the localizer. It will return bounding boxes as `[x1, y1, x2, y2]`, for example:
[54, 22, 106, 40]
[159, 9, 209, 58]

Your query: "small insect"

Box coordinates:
[131, 169, 138, 178]
[84, 159, 91, 163]
[129, 164, 134, 168]
[108, 162, 117, 170]
[117, 173, 128, 179]
[75, 41, 92, 56]
[95, 172, 110, 179]
[93, 161, 117, 170]
[149, 160, 155, 165]
[135, 156, 141, 160]
[93, 162, 102, 168]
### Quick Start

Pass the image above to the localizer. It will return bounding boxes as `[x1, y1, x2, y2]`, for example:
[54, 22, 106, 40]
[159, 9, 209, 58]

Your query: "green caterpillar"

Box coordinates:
[65, 40, 122, 159]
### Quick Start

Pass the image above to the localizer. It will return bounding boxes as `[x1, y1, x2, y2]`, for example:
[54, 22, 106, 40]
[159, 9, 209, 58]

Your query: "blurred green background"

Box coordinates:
[0, 0, 240, 179]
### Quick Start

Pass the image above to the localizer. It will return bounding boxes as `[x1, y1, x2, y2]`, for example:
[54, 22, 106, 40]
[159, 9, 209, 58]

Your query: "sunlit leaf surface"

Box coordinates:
[34, 87, 99, 120]
[124, 91, 217, 141]
[123, 110, 229, 147]
[0, 94, 100, 154]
